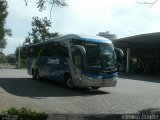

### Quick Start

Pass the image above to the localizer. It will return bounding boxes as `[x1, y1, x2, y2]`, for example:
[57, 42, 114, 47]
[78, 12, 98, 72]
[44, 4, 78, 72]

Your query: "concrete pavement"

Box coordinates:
[0, 69, 160, 117]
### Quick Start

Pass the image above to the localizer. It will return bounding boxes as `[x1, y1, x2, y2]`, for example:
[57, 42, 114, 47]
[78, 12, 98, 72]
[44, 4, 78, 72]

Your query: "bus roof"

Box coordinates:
[53, 34, 112, 43]
[28, 34, 112, 47]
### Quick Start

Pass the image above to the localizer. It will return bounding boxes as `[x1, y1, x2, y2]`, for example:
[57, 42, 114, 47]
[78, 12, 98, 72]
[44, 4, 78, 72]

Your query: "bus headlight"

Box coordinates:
[74, 77, 81, 81]
[113, 76, 118, 80]
[87, 77, 93, 80]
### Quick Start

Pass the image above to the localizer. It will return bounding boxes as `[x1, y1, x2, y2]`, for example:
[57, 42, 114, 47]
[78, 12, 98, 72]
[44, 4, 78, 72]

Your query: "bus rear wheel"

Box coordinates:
[33, 70, 40, 80]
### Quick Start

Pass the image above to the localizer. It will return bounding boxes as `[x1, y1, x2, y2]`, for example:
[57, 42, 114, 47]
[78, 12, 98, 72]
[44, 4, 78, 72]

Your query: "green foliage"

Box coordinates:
[19, 59, 27, 68]
[25, 17, 59, 44]
[0, 51, 6, 64]
[0, 58, 6, 64]
[5, 54, 16, 65]
[0, 0, 12, 49]
[15, 17, 59, 66]
[36, 0, 67, 11]
[14, 46, 28, 68]
[0, 107, 48, 120]
[15, 46, 28, 60]
[14, 58, 27, 68]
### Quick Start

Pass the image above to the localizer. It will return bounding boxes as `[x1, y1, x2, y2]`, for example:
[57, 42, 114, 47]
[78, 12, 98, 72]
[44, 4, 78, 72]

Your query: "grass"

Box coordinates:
[0, 107, 48, 120]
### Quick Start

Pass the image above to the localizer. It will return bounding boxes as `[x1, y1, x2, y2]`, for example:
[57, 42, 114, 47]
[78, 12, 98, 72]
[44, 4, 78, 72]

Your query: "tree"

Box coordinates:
[0, 0, 12, 50]
[137, 0, 158, 7]
[15, 17, 60, 68]
[24, 0, 67, 11]
[24, 17, 59, 44]
[14, 46, 28, 68]
[37, 0, 67, 11]
[0, 51, 5, 63]
[6, 54, 16, 65]
[24, 0, 67, 18]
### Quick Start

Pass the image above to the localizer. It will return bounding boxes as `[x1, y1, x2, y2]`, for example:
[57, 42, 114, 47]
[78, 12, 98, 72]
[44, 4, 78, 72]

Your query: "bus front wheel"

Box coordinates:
[91, 87, 100, 90]
[65, 78, 73, 89]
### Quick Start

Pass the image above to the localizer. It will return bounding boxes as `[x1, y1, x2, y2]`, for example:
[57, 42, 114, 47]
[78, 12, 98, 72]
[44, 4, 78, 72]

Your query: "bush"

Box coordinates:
[0, 107, 48, 120]
[20, 59, 27, 68]
[16, 59, 27, 68]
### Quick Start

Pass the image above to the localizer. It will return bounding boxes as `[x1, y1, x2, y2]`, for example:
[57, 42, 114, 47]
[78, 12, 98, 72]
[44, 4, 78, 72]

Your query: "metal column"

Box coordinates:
[18, 43, 21, 69]
[126, 48, 130, 73]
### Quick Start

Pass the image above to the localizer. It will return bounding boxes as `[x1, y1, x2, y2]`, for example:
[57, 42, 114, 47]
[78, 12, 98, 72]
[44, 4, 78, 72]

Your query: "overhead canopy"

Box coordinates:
[113, 32, 160, 74]
[115, 32, 160, 45]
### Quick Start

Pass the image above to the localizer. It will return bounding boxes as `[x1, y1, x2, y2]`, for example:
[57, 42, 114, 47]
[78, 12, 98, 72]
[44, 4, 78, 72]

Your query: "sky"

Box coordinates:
[3, 0, 160, 55]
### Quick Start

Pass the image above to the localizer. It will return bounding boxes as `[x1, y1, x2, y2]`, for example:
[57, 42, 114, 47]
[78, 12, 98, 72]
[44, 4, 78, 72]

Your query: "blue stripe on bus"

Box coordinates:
[81, 71, 117, 79]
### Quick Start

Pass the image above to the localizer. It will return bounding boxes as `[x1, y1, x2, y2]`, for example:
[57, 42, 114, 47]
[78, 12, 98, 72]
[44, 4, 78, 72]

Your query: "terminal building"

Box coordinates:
[113, 32, 160, 74]
[97, 31, 117, 40]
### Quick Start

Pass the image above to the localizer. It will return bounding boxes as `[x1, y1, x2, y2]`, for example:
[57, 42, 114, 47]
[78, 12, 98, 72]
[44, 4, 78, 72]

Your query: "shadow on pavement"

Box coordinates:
[119, 73, 160, 83]
[0, 78, 109, 98]
[53, 111, 160, 120]
[48, 108, 160, 120]
[139, 108, 160, 114]
[48, 114, 123, 120]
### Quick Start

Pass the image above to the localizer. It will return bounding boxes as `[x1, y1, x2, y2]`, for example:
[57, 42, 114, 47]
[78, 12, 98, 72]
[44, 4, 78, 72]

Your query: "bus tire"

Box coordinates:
[91, 87, 100, 90]
[65, 77, 73, 89]
[33, 70, 40, 81]
[32, 70, 36, 80]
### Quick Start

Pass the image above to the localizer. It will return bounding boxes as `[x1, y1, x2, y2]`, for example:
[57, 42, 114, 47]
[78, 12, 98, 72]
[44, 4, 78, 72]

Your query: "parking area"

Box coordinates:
[0, 69, 160, 116]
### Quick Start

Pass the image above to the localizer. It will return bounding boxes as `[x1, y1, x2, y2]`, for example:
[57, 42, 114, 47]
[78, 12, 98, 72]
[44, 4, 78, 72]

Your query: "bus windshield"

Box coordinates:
[85, 42, 116, 74]
[71, 40, 116, 74]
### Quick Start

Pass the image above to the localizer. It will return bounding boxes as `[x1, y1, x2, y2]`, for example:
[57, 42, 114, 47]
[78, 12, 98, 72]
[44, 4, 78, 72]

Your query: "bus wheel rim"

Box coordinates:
[67, 78, 72, 88]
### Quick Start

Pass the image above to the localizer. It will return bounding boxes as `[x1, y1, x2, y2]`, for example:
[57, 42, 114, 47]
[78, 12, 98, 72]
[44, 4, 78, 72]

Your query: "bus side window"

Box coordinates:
[34, 45, 43, 57]
[53, 43, 67, 57]
[28, 47, 34, 57]
[44, 44, 55, 57]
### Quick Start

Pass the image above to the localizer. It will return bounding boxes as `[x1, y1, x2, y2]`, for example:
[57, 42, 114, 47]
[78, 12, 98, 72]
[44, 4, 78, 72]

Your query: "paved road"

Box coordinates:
[0, 69, 160, 115]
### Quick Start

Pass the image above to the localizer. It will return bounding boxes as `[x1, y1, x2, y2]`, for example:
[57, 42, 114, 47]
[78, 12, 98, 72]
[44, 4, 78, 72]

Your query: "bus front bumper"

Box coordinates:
[73, 75, 118, 88]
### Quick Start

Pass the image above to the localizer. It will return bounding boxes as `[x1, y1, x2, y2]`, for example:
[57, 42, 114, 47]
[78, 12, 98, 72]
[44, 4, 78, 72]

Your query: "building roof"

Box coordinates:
[115, 32, 160, 45]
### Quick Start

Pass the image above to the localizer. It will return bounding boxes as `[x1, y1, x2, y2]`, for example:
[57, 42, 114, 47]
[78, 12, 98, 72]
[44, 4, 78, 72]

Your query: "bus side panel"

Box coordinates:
[37, 56, 48, 78]
[27, 57, 35, 75]
[46, 56, 69, 83]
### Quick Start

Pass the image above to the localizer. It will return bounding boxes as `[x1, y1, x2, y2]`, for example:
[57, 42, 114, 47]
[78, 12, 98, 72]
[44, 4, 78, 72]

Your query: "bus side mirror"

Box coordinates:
[73, 45, 86, 71]
[115, 48, 124, 63]
[73, 45, 86, 55]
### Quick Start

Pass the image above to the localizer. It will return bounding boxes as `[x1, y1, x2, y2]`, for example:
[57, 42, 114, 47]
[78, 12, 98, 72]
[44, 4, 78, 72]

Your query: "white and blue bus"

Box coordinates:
[27, 34, 123, 89]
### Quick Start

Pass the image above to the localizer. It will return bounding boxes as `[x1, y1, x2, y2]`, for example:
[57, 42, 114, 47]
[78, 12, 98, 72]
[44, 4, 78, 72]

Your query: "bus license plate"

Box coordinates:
[100, 82, 107, 86]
